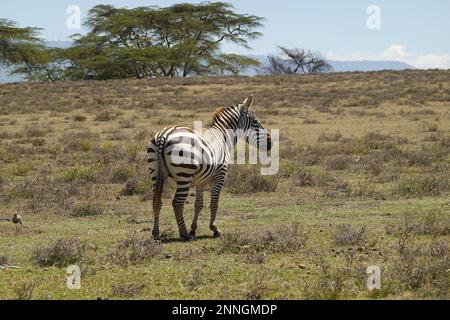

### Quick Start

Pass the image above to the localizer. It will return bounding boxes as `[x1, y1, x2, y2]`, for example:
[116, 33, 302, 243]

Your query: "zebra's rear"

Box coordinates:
[147, 129, 171, 239]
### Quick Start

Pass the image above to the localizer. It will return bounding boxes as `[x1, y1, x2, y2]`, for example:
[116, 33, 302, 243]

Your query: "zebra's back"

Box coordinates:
[147, 126, 224, 187]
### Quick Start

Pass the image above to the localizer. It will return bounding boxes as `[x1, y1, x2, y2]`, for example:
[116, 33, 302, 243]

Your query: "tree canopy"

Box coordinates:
[264, 46, 332, 75]
[65, 2, 263, 80]
[1, 2, 264, 81]
[1, 3, 331, 82]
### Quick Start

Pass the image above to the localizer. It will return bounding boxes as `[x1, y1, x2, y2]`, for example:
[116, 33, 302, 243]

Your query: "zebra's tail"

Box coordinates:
[152, 136, 166, 214]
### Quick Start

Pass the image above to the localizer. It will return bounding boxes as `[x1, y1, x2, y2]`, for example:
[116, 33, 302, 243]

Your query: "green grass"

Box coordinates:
[0, 70, 449, 299]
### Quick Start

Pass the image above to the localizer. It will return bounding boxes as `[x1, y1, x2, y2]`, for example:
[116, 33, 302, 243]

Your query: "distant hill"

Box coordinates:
[327, 60, 412, 72]
[247, 55, 413, 74]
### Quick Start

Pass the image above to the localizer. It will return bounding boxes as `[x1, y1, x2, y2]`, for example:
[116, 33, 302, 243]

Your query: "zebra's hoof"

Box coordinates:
[189, 230, 197, 239]
[212, 230, 222, 238]
[180, 234, 194, 242]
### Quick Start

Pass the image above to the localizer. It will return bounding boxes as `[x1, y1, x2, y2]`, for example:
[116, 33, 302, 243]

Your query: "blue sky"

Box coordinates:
[2, 0, 450, 68]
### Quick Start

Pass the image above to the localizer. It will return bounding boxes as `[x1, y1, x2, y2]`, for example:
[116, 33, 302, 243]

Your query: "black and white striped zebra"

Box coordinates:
[147, 95, 271, 241]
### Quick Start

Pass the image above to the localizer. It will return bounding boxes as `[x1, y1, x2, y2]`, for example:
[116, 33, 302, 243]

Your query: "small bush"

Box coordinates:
[333, 224, 367, 246]
[225, 165, 279, 194]
[109, 233, 163, 265]
[112, 283, 145, 298]
[62, 165, 99, 182]
[32, 138, 46, 147]
[243, 253, 267, 264]
[0, 255, 9, 265]
[121, 177, 150, 196]
[324, 155, 353, 171]
[396, 173, 449, 197]
[71, 202, 103, 217]
[404, 150, 432, 166]
[420, 121, 438, 132]
[14, 282, 37, 300]
[183, 269, 207, 291]
[219, 223, 307, 254]
[386, 212, 449, 237]
[73, 115, 87, 122]
[94, 110, 117, 121]
[71, 139, 93, 152]
[110, 165, 134, 183]
[322, 179, 351, 198]
[318, 131, 342, 142]
[303, 118, 320, 124]
[24, 126, 47, 137]
[290, 167, 315, 187]
[352, 182, 384, 200]
[10, 163, 33, 176]
[31, 238, 86, 267]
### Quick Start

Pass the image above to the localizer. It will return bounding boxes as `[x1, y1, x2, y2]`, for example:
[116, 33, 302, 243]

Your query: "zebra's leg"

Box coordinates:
[189, 188, 204, 238]
[209, 180, 224, 238]
[152, 187, 163, 240]
[172, 181, 192, 241]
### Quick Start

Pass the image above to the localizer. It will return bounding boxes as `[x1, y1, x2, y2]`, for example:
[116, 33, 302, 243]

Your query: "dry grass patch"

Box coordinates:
[219, 223, 307, 254]
[31, 238, 86, 267]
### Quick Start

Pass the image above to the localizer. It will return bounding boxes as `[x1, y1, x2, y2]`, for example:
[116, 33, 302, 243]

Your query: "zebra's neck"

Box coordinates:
[207, 106, 241, 147]
[209, 105, 240, 131]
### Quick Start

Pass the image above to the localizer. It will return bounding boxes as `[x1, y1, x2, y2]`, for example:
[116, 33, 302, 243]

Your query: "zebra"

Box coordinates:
[146, 95, 272, 241]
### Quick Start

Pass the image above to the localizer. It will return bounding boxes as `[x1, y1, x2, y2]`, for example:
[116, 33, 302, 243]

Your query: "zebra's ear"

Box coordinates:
[242, 95, 253, 111]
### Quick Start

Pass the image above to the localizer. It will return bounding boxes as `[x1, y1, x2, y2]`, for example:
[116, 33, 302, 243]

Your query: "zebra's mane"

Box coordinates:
[209, 105, 241, 130]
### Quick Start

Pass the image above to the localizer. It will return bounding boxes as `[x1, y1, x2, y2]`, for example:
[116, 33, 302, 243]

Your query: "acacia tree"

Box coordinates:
[210, 53, 260, 76]
[0, 19, 67, 81]
[65, 2, 263, 79]
[0, 19, 40, 65]
[264, 46, 331, 75]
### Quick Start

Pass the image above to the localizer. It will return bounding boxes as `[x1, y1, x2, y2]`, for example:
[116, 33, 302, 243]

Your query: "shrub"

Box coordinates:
[420, 121, 438, 132]
[24, 125, 47, 137]
[333, 224, 367, 246]
[112, 283, 145, 298]
[0, 255, 9, 265]
[322, 179, 351, 198]
[73, 115, 87, 122]
[110, 165, 134, 183]
[352, 182, 384, 200]
[62, 165, 99, 182]
[324, 155, 353, 171]
[360, 155, 382, 175]
[386, 212, 449, 237]
[14, 282, 37, 300]
[71, 202, 103, 217]
[303, 118, 320, 124]
[10, 163, 33, 176]
[94, 110, 117, 121]
[66, 139, 93, 152]
[396, 173, 449, 197]
[31, 238, 86, 267]
[182, 269, 207, 291]
[225, 165, 279, 194]
[318, 131, 342, 142]
[109, 233, 163, 265]
[32, 138, 46, 147]
[404, 150, 432, 166]
[218, 223, 307, 254]
[121, 177, 150, 196]
[290, 167, 315, 187]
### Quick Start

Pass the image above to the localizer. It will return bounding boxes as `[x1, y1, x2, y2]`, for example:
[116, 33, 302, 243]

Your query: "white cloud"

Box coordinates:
[326, 45, 450, 69]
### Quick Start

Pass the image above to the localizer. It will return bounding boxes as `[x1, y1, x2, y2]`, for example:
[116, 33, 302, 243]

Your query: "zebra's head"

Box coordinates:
[237, 95, 272, 151]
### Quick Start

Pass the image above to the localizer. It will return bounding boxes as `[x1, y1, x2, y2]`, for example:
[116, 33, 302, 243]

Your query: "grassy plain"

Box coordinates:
[0, 70, 449, 299]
